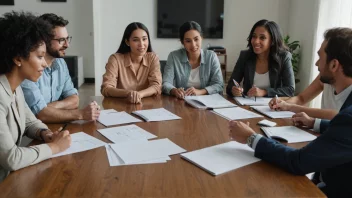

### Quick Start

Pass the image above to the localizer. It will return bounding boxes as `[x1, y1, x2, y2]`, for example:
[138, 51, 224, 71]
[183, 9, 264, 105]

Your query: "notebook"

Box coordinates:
[132, 108, 181, 122]
[261, 126, 317, 143]
[181, 141, 260, 176]
[234, 97, 272, 106]
[212, 107, 263, 120]
[250, 106, 295, 119]
[185, 94, 237, 109]
[98, 111, 142, 126]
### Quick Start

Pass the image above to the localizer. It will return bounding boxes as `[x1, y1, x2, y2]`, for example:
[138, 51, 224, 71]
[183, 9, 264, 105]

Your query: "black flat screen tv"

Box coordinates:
[157, 0, 224, 39]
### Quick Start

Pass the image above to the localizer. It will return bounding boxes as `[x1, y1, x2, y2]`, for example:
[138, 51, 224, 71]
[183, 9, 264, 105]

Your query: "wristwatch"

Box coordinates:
[247, 134, 257, 148]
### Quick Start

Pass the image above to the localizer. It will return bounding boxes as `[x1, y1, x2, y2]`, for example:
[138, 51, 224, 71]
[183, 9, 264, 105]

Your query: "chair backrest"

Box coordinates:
[160, 60, 167, 76]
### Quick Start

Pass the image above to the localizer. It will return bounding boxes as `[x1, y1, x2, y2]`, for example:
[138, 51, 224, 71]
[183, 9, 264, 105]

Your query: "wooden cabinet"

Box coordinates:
[212, 49, 227, 80]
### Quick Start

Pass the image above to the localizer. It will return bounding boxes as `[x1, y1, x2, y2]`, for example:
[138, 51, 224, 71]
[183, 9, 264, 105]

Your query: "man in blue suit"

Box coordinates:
[229, 27, 352, 197]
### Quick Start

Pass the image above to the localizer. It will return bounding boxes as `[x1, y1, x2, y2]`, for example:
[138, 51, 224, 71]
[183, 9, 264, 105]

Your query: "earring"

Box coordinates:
[127, 44, 130, 46]
[18, 64, 21, 67]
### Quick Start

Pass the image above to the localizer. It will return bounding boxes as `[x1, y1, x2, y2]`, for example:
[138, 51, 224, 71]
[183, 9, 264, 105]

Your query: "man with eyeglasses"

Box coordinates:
[21, 13, 100, 124]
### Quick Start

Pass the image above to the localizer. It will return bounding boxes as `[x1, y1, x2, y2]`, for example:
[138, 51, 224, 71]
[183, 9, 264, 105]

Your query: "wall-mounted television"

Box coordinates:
[157, 0, 224, 39]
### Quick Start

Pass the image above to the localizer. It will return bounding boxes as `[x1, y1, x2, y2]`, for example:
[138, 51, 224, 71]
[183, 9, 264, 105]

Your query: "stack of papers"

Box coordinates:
[106, 139, 186, 166]
[212, 107, 263, 120]
[132, 108, 181, 122]
[98, 124, 186, 166]
[250, 106, 295, 118]
[185, 94, 237, 109]
[98, 110, 142, 126]
[261, 126, 317, 143]
[52, 132, 107, 158]
[181, 141, 260, 175]
[234, 97, 272, 106]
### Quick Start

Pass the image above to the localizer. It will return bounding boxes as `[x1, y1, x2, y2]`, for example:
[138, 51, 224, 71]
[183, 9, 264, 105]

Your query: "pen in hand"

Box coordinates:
[274, 95, 279, 111]
[252, 85, 257, 102]
[232, 79, 246, 98]
[58, 123, 68, 132]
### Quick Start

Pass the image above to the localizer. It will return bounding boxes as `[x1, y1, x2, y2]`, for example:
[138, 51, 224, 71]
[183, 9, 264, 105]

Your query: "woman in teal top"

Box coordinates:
[162, 21, 224, 99]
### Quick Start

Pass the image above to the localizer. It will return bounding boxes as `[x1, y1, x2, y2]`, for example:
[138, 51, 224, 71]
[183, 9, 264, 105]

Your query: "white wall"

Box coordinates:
[0, 0, 95, 79]
[287, 0, 320, 93]
[93, 0, 290, 95]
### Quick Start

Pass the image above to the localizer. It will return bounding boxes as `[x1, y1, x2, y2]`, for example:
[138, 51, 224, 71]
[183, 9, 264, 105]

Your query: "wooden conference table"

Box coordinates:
[0, 95, 325, 197]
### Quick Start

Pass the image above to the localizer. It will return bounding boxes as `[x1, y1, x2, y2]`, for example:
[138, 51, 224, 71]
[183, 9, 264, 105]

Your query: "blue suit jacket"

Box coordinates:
[255, 91, 352, 197]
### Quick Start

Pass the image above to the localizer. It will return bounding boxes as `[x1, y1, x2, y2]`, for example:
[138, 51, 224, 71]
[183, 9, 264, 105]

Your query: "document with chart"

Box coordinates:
[98, 124, 157, 143]
[52, 132, 107, 158]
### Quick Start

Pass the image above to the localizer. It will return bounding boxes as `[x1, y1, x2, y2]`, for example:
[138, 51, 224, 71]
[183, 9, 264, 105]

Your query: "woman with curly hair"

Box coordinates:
[0, 11, 71, 182]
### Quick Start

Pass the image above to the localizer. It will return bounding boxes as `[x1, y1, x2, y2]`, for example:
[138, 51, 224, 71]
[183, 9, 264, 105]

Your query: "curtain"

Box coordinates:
[310, 0, 352, 108]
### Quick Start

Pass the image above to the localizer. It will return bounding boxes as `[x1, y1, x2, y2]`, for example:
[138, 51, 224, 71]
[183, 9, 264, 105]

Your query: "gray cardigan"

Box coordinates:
[162, 48, 224, 95]
[226, 49, 295, 97]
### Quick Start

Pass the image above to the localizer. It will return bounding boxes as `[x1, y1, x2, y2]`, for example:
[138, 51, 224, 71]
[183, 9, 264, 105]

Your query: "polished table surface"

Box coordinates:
[0, 95, 325, 197]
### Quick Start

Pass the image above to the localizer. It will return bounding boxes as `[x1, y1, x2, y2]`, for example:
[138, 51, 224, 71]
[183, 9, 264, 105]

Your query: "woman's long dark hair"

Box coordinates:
[247, 19, 288, 71]
[116, 22, 153, 53]
[179, 21, 203, 43]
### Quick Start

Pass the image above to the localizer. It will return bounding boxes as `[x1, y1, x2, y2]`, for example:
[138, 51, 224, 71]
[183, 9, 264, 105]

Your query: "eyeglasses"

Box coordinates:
[52, 36, 72, 45]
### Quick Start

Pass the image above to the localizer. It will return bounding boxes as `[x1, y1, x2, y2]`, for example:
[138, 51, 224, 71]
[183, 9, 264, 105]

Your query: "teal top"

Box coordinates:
[162, 48, 224, 95]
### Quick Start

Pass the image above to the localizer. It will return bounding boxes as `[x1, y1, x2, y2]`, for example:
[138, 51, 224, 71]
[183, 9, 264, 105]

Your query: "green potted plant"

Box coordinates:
[284, 35, 300, 83]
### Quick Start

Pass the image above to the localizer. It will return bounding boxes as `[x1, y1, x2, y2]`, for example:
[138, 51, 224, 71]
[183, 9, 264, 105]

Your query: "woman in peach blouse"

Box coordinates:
[101, 22, 162, 103]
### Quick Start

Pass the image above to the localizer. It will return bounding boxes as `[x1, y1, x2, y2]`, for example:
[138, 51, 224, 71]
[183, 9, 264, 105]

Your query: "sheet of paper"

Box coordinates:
[234, 97, 272, 106]
[52, 132, 107, 158]
[99, 109, 118, 116]
[98, 124, 157, 143]
[185, 94, 237, 109]
[261, 126, 317, 143]
[251, 106, 295, 118]
[181, 141, 261, 175]
[109, 139, 182, 164]
[132, 108, 181, 122]
[212, 107, 263, 120]
[184, 98, 208, 109]
[146, 138, 186, 156]
[105, 144, 167, 166]
[98, 111, 142, 126]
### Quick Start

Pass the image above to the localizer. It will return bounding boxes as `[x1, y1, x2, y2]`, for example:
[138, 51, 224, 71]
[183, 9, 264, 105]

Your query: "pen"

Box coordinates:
[252, 85, 257, 102]
[59, 123, 68, 132]
[232, 79, 246, 98]
[275, 95, 278, 111]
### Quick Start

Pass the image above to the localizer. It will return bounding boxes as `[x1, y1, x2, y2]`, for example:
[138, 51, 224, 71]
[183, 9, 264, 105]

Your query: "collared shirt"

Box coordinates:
[100, 52, 162, 97]
[162, 48, 224, 95]
[21, 58, 78, 115]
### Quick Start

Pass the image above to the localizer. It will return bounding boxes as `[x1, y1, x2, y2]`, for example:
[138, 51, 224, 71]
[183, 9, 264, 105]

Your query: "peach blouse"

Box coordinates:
[101, 52, 162, 97]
